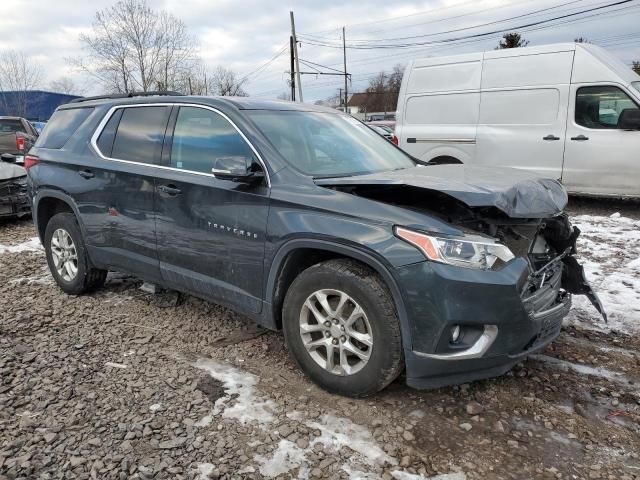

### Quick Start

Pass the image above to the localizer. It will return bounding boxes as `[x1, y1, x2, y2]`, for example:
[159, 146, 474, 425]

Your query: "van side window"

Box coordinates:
[170, 106, 254, 175]
[575, 86, 639, 129]
[110, 106, 171, 164]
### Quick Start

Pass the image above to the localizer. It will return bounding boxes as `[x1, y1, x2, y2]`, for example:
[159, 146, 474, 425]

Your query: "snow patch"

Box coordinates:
[307, 413, 394, 466]
[9, 271, 53, 286]
[149, 403, 162, 412]
[195, 463, 214, 479]
[194, 359, 399, 477]
[254, 439, 307, 478]
[194, 358, 276, 425]
[104, 362, 128, 369]
[0, 237, 43, 254]
[392, 471, 467, 480]
[564, 214, 640, 335]
[530, 354, 636, 388]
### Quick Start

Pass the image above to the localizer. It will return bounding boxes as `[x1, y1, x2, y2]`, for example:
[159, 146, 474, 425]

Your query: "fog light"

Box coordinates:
[451, 325, 461, 343]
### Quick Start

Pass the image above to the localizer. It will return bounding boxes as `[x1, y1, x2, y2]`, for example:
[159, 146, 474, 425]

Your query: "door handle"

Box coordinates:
[158, 184, 182, 195]
[543, 134, 560, 141]
[78, 169, 94, 179]
[571, 135, 589, 141]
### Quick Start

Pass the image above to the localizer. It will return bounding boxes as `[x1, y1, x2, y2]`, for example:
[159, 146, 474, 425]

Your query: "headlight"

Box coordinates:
[395, 226, 515, 270]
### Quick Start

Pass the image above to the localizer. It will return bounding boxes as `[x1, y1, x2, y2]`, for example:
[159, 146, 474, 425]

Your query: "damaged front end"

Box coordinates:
[317, 174, 606, 329]
[0, 163, 30, 219]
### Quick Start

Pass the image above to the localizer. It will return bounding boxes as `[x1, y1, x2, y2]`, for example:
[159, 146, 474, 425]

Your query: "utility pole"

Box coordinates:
[343, 26, 348, 113]
[338, 88, 342, 109]
[290, 11, 303, 102]
[289, 35, 295, 101]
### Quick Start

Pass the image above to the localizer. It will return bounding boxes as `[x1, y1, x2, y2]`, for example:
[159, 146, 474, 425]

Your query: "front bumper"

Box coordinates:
[0, 178, 31, 218]
[396, 258, 570, 389]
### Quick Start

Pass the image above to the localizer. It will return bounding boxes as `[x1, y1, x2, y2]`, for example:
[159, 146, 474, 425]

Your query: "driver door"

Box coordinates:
[562, 84, 640, 196]
[154, 105, 270, 315]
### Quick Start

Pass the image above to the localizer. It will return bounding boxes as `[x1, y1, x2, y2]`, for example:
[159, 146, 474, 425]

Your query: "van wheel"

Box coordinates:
[44, 213, 107, 295]
[428, 156, 462, 165]
[283, 259, 403, 397]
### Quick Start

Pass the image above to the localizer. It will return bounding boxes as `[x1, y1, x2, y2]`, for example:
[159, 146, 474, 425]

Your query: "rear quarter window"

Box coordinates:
[36, 108, 94, 149]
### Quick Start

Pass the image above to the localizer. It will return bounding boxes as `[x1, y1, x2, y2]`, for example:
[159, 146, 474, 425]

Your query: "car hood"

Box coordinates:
[314, 165, 568, 218]
[0, 162, 27, 181]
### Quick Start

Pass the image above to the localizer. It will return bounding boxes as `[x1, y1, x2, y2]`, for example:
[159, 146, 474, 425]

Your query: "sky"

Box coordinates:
[0, 0, 639, 102]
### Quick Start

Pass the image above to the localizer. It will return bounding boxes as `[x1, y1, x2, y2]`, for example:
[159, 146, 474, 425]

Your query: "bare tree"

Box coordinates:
[208, 67, 247, 96]
[49, 77, 85, 95]
[0, 50, 43, 116]
[496, 33, 529, 49]
[76, 0, 195, 93]
[574, 37, 590, 43]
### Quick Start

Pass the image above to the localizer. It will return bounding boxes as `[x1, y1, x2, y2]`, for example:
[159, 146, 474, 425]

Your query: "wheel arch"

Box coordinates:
[264, 239, 412, 349]
[33, 191, 83, 243]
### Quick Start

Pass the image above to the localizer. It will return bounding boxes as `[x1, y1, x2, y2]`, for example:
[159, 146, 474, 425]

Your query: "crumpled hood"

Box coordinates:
[315, 165, 568, 218]
[0, 162, 27, 181]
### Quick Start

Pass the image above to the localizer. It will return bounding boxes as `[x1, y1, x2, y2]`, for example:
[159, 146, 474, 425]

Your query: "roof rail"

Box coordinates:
[69, 91, 184, 104]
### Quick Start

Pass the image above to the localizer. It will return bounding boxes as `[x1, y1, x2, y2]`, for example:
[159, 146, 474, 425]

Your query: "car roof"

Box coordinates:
[59, 94, 340, 114]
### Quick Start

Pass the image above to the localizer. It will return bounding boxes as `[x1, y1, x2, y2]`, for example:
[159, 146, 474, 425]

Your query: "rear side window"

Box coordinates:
[110, 106, 170, 164]
[96, 109, 123, 158]
[37, 108, 94, 149]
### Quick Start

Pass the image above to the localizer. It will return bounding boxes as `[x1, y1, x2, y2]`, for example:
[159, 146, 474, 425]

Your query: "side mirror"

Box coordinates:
[211, 155, 265, 184]
[617, 109, 640, 130]
[1, 153, 16, 163]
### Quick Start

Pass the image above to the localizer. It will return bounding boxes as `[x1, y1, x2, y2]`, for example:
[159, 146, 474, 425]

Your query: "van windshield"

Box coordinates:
[247, 110, 415, 178]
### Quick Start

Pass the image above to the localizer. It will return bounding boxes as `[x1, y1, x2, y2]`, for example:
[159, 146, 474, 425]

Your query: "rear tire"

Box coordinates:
[44, 212, 107, 295]
[283, 259, 403, 397]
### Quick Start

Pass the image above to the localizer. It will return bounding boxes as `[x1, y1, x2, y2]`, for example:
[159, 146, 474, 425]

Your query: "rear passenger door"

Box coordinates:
[87, 105, 171, 282]
[154, 105, 270, 315]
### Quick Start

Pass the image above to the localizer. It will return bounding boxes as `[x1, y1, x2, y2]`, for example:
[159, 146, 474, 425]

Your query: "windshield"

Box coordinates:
[247, 110, 414, 177]
[633, 82, 640, 95]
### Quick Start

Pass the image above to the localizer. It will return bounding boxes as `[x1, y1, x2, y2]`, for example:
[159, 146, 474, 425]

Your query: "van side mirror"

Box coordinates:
[617, 109, 640, 130]
[211, 155, 265, 184]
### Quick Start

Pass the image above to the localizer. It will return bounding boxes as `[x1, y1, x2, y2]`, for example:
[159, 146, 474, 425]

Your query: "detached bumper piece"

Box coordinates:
[0, 176, 30, 218]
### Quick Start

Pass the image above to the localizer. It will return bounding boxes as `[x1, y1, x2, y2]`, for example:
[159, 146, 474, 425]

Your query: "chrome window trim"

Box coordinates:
[89, 102, 271, 187]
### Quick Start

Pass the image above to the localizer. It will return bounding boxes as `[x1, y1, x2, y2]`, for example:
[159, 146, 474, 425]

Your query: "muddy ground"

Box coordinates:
[0, 198, 639, 480]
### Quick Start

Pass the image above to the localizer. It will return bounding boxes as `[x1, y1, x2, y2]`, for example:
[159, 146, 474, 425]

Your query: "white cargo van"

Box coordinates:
[395, 43, 640, 196]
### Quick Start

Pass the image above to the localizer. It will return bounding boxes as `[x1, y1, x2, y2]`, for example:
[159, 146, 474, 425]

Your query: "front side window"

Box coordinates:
[170, 106, 254, 175]
[632, 81, 640, 95]
[110, 106, 170, 164]
[575, 86, 639, 129]
[247, 111, 414, 177]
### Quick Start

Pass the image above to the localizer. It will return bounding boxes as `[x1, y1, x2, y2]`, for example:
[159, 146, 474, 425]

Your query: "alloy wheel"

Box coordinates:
[50, 228, 78, 282]
[299, 289, 373, 376]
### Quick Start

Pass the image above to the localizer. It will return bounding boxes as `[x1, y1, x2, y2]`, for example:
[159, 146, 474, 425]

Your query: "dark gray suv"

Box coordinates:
[26, 93, 604, 397]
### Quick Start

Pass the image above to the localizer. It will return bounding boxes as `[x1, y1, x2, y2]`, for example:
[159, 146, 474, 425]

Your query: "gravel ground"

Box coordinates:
[1, 201, 639, 480]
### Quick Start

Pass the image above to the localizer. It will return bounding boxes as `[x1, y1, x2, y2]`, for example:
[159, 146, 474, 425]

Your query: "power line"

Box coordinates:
[299, 0, 637, 49]
[238, 44, 288, 83]
[340, 0, 588, 43]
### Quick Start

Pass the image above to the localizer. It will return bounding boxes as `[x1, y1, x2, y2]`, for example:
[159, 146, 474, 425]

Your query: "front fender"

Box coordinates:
[263, 237, 416, 350]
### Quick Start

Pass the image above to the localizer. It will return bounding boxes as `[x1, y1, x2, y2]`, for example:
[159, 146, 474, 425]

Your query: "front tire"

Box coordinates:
[44, 212, 107, 295]
[283, 259, 403, 397]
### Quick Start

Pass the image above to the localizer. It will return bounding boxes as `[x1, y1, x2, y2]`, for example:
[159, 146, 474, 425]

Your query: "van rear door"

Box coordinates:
[474, 49, 574, 179]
